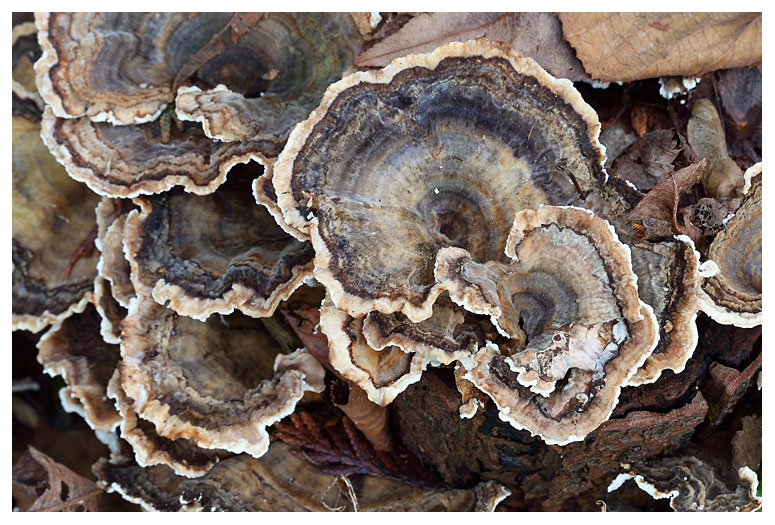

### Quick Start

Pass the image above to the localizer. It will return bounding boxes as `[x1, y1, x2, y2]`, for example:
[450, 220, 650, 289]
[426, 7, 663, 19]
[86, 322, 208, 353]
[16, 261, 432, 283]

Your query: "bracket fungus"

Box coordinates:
[36, 304, 121, 432]
[274, 39, 629, 321]
[12, 111, 99, 332]
[40, 108, 274, 198]
[320, 299, 426, 407]
[36, 13, 362, 154]
[451, 206, 658, 444]
[119, 295, 325, 457]
[697, 167, 761, 327]
[95, 198, 137, 309]
[173, 13, 364, 145]
[107, 372, 231, 478]
[627, 237, 718, 386]
[607, 457, 762, 512]
[124, 173, 313, 321]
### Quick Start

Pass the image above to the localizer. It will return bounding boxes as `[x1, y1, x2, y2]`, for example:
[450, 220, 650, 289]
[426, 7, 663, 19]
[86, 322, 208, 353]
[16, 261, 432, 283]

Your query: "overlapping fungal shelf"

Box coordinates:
[14, 13, 761, 512]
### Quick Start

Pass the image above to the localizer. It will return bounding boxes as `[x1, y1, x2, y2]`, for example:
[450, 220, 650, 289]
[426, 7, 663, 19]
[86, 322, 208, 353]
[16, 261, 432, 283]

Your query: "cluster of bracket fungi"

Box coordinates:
[13, 12, 761, 511]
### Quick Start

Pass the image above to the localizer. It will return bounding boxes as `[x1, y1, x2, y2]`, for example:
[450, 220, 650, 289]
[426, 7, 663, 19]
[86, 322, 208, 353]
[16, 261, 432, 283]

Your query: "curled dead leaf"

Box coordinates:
[12, 447, 102, 512]
[611, 129, 695, 193]
[629, 159, 706, 241]
[558, 13, 761, 82]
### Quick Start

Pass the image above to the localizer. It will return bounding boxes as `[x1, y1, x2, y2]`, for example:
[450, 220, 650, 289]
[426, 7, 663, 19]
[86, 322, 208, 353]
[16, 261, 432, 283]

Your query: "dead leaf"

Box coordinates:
[629, 159, 706, 240]
[356, 12, 588, 81]
[12, 447, 102, 512]
[731, 415, 761, 473]
[611, 129, 690, 192]
[687, 98, 744, 197]
[172, 13, 262, 92]
[681, 197, 740, 241]
[558, 13, 761, 82]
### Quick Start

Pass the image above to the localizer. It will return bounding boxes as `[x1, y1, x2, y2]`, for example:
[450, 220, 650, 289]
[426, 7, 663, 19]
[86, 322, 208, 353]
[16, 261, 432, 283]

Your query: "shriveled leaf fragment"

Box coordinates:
[731, 415, 761, 474]
[717, 67, 762, 131]
[681, 197, 739, 239]
[629, 159, 706, 241]
[559, 13, 761, 82]
[610, 129, 695, 194]
[356, 12, 587, 80]
[687, 99, 744, 197]
[12, 447, 102, 512]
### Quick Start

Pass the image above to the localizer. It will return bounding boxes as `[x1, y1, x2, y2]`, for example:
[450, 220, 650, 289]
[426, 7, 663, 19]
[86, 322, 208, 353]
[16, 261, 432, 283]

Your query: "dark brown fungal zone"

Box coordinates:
[12, 94, 42, 120]
[365, 310, 482, 356]
[641, 242, 690, 359]
[12, 27, 40, 65]
[133, 416, 232, 468]
[41, 304, 120, 384]
[490, 354, 610, 422]
[132, 180, 313, 302]
[343, 316, 413, 388]
[12, 240, 94, 318]
[290, 54, 608, 306]
[50, 117, 280, 189]
[93, 460, 185, 511]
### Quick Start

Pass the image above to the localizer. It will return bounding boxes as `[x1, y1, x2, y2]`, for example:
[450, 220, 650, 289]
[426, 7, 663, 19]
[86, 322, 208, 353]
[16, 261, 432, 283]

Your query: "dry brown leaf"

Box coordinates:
[611, 129, 690, 192]
[731, 415, 761, 473]
[558, 13, 761, 82]
[12, 447, 102, 512]
[629, 159, 706, 240]
[356, 12, 588, 80]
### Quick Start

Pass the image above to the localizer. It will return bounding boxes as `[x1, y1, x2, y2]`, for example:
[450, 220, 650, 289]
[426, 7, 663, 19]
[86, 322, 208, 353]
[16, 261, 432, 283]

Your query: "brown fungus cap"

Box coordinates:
[107, 372, 231, 478]
[361, 295, 489, 368]
[40, 107, 274, 198]
[35, 13, 232, 124]
[12, 112, 99, 332]
[698, 169, 762, 327]
[173, 13, 363, 145]
[95, 197, 137, 309]
[92, 277, 127, 345]
[274, 39, 622, 322]
[607, 457, 761, 512]
[124, 174, 313, 321]
[455, 206, 658, 444]
[628, 236, 717, 386]
[36, 304, 121, 432]
[320, 298, 426, 407]
[12, 21, 43, 110]
[36, 13, 361, 145]
[119, 295, 324, 457]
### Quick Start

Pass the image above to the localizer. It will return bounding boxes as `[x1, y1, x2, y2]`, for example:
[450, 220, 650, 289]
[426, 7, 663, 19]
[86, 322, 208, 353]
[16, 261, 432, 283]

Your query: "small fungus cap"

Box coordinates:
[320, 298, 426, 406]
[274, 38, 613, 322]
[36, 304, 121, 432]
[119, 295, 325, 458]
[628, 236, 717, 386]
[456, 206, 658, 444]
[40, 107, 274, 199]
[123, 174, 313, 321]
[698, 169, 761, 327]
[107, 372, 231, 478]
